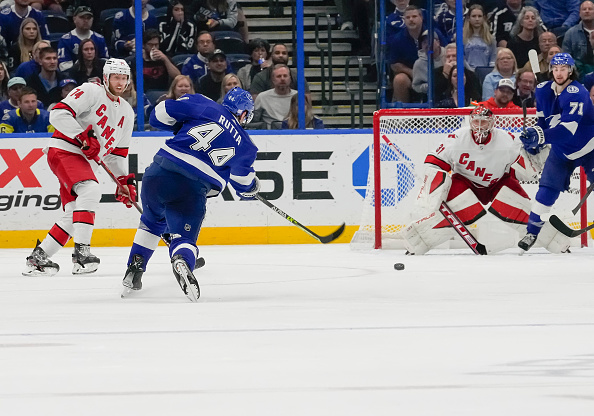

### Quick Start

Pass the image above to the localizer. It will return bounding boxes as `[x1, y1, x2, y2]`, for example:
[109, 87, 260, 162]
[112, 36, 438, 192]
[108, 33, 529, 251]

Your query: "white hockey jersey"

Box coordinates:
[49, 82, 135, 177]
[425, 127, 521, 188]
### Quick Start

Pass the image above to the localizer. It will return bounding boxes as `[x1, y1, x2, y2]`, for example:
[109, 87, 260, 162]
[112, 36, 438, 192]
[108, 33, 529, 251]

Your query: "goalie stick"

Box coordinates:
[439, 201, 487, 255]
[255, 194, 345, 243]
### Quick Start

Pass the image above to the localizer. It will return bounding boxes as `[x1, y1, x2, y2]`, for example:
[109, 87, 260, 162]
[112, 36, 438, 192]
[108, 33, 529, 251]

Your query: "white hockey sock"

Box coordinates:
[71, 181, 100, 245]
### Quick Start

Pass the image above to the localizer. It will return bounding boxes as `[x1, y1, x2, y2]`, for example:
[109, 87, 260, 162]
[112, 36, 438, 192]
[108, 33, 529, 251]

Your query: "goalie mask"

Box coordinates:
[102, 58, 131, 95]
[469, 105, 494, 144]
[222, 87, 254, 126]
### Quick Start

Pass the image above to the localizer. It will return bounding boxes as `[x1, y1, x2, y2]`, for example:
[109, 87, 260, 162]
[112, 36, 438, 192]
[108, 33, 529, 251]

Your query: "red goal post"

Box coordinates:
[351, 107, 589, 250]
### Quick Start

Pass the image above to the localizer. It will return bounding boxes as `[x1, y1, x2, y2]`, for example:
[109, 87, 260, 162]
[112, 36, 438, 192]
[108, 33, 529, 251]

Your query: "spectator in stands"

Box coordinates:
[0, 33, 8, 65]
[590, 84, 594, 104]
[533, 0, 580, 38]
[463, 4, 497, 71]
[512, 68, 536, 107]
[7, 18, 41, 73]
[412, 31, 444, 101]
[66, 38, 105, 86]
[537, 44, 561, 82]
[48, 78, 77, 110]
[468, 0, 500, 17]
[112, 0, 158, 58]
[159, 0, 197, 57]
[181, 31, 216, 87]
[282, 94, 324, 129]
[14, 39, 49, 79]
[479, 78, 520, 109]
[562, 1, 594, 80]
[491, 0, 523, 47]
[25, 47, 65, 108]
[120, 81, 151, 122]
[57, 6, 109, 73]
[0, 86, 53, 133]
[433, 43, 481, 103]
[434, 0, 463, 44]
[482, 47, 517, 101]
[0, 77, 26, 116]
[253, 64, 297, 129]
[0, 62, 9, 101]
[0, 0, 49, 46]
[522, 31, 557, 74]
[389, 6, 423, 103]
[250, 42, 310, 100]
[153, 74, 195, 104]
[436, 66, 472, 108]
[216, 73, 241, 103]
[237, 38, 271, 91]
[130, 29, 181, 91]
[386, 0, 410, 44]
[196, 48, 229, 101]
[191, 0, 239, 34]
[335, 0, 353, 31]
[507, 6, 543, 68]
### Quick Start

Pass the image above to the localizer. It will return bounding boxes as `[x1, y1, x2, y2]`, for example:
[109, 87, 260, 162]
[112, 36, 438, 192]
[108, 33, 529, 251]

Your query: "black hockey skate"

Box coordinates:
[22, 240, 60, 276]
[72, 243, 100, 274]
[121, 254, 144, 298]
[518, 233, 537, 252]
[171, 255, 200, 302]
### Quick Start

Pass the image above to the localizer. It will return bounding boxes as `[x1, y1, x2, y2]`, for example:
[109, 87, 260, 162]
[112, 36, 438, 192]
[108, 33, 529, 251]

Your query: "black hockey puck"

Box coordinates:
[394, 263, 405, 270]
[195, 257, 206, 269]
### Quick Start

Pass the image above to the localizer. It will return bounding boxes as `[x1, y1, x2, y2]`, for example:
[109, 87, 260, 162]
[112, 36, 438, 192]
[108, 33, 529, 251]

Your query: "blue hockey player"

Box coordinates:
[121, 87, 259, 301]
[518, 52, 594, 252]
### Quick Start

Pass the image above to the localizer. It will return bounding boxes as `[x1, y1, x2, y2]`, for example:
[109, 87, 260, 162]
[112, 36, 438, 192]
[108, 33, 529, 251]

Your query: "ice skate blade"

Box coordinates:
[72, 262, 99, 275]
[121, 286, 140, 298]
[22, 265, 59, 277]
[173, 260, 200, 302]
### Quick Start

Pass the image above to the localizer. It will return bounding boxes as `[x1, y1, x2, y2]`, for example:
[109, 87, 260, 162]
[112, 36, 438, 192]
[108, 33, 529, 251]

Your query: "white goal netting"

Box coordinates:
[351, 108, 588, 250]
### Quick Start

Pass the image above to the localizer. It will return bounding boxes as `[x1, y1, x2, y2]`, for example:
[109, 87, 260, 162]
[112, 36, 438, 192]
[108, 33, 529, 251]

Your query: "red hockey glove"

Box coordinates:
[77, 125, 100, 160]
[115, 173, 137, 208]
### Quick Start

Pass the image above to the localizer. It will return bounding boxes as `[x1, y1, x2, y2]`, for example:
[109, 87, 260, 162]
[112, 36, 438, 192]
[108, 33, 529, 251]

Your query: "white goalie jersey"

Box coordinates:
[424, 127, 523, 188]
[48, 82, 135, 177]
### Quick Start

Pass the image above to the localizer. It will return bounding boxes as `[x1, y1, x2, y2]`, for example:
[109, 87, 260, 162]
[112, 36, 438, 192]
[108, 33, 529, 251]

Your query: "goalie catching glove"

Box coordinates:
[519, 126, 545, 155]
[238, 177, 260, 200]
[77, 125, 101, 160]
[115, 173, 137, 208]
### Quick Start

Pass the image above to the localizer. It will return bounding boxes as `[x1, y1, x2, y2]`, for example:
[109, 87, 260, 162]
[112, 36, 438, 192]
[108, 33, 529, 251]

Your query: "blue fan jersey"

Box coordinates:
[0, 108, 54, 133]
[112, 9, 158, 57]
[57, 31, 110, 72]
[0, 6, 49, 45]
[149, 93, 258, 196]
[535, 80, 594, 160]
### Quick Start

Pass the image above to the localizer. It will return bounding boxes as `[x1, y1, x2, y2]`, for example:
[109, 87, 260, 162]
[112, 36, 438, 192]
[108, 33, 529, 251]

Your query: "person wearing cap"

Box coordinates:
[129, 29, 180, 92]
[112, 0, 158, 58]
[0, 0, 49, 46]
[47, 78, 77, 110]
[57, 6, 109, 73]
[478, 78, 521, 110]
[196, 49, 229, 101]
[0, 86, 54, 133]
[412, 30, 444, 102]
[0, 76, 45, 116]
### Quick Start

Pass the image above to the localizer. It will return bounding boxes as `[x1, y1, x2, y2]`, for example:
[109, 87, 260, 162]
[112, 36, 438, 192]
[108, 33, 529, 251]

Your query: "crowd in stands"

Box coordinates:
[0, 0, 321, 133]
[387, 0, 594, 110]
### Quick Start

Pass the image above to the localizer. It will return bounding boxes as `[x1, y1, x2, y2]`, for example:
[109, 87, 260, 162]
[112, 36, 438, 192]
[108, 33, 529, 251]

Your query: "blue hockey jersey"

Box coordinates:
[0, 6, 49, 45]
[149, 94, 258, 196]
[0, 108, 54, 133]
[0, 99, 45, 116]
[57, 31, 110, 72]
[535, 80, 594, 160]
[112, 8, 158, 57]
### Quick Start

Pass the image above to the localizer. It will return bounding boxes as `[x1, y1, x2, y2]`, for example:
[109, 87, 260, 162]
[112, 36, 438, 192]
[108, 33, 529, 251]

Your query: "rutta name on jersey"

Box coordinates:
[458, 153, 497, 185]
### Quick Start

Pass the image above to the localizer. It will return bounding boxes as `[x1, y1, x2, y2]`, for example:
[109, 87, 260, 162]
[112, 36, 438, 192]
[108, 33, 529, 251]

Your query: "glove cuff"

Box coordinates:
[533, 126, 545, 144]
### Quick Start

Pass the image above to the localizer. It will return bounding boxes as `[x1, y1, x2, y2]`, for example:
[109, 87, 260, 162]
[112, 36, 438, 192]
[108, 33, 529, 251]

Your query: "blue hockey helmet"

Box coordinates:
[222, 87, 254, 126]
[549, 53, 575, 71]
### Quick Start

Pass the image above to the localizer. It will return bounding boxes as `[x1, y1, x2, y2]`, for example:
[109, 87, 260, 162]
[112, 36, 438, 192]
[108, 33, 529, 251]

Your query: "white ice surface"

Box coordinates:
[1, 244, 594, 415]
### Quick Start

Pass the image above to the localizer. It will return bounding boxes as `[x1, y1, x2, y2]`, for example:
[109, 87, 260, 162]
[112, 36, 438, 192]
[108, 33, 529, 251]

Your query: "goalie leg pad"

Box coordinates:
[416, 167, 452, 212]
[536, 221, 571, 254]
[488, 185, 531, 232]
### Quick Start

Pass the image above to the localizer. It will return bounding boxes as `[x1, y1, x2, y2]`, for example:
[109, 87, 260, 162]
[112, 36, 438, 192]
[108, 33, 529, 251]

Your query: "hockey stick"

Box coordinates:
[92, 157, 206, 267]
[549, 214, 594, 238]
[255, 194, 345, 243]
[439, 201, 487, 255]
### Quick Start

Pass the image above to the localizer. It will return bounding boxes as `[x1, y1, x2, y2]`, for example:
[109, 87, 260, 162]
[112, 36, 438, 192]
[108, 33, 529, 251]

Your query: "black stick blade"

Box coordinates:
[549, 215, 594, 237]
[318, 223, 346, 244]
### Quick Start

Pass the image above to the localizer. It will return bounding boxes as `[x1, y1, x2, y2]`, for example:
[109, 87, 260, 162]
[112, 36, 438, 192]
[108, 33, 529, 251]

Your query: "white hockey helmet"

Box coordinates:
[102, 58, 131, 93]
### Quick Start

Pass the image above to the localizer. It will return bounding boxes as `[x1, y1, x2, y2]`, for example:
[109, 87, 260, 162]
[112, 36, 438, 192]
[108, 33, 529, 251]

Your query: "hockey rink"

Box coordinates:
[1, 243, 594, 415]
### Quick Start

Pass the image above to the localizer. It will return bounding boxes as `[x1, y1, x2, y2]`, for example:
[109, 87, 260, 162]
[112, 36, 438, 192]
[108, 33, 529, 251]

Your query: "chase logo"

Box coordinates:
[352, 143, 417, 206]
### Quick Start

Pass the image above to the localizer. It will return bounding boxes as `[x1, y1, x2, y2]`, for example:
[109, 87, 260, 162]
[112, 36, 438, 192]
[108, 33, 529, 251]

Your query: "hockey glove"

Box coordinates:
[115, 173, 137, 208]
[238, 177, 260, 200]
[77, 125, 101, 160]
[519, 126, 545, 155]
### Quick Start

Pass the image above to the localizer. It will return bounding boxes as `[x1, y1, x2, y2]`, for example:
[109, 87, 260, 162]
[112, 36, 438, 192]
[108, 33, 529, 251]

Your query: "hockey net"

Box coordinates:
[351, 108, 589, 250]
